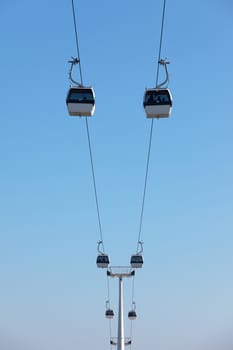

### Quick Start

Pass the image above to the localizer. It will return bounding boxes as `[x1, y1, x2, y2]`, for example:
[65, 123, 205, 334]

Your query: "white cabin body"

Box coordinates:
[66, 86, 95, 117]
[143, 88, 172, 118]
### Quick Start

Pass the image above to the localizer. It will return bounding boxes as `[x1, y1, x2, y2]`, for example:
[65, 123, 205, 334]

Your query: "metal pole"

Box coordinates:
[117, 277, 124, 350]
[107, 268, 134, 349]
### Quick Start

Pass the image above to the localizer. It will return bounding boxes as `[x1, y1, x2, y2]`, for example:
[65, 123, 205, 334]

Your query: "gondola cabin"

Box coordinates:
[128, 310, 137, 320]
[96, 254, 110, 268]
[143, 88, 172, 118]
[66, 87, 95, 116]
[110, 340, 117, 346]
[130, 254, 143, 268]
[105, 309, 114, 319]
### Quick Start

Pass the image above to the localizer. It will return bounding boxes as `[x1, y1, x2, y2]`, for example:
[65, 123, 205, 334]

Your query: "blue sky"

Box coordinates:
[0, 1, 233, 349]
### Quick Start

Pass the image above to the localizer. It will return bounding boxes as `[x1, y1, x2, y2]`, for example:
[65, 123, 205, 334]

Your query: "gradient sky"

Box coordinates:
[0, 1, 233, 349]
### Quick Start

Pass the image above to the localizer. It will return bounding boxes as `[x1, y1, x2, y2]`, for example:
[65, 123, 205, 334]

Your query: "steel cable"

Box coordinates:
[85, 119, 104, 247]
[136, 0, 167, 248]
[156, 0, 167, 86]
[71, 0, 83, 84]
[71, 0, 105, 249]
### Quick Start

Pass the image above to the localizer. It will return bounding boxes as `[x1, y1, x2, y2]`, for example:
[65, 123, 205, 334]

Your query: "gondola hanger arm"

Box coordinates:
[97, 240, 104, 254]
[156, 58, 170, 88]
[137, 241, 143, 254]
[68, 57, 82, 86]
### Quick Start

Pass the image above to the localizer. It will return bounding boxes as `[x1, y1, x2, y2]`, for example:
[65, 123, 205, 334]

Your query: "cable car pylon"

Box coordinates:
[107, 267, 135, 350]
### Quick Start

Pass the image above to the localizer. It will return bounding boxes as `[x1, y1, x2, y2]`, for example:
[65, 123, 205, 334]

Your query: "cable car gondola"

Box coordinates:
[128, 301, 137, 320]
[105, 300, 114, 319]
[143, 59, 172, 118]
[96, 254, 110, 268]
[111, 339, 131, 346]
[66, 86, 95, 116]
[96, 241, 109, 268]
[143, 88, 172, 118]
[128, 310, 137, 320]
[131, 241, 144, 268]
[130, 254, 144, 268]
[105, 308, 114, 319]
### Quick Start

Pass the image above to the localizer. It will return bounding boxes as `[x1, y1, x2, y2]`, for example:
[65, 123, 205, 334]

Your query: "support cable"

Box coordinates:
[137, 119, 154, 248]
[109, 319, 113, 350]
[71, 0, 105, 249]
[106, 276, 113, 350]
[107, 272, 111, 302]
[126, 274, 135, 350]
[71, 0, 83, 84]
[129, 275, 135, 344]
[133, 3, 168, 346]
[136, 0, 167, 250]
[129, 320, 133, 350]
[155, 0, 167, 87]
[131, 275, 135, 304]
[85, 119, 104, 248]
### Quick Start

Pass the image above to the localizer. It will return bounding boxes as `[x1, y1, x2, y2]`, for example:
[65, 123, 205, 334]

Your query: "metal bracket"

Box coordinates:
[97, 240, 104, 255]
[137, 240, 143, 254]
[156, 58, 170, 88]
[68, 56, 82, 86]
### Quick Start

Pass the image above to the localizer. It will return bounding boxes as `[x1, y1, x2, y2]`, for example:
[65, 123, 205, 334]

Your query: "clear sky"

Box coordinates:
[0, 1, 233, 349]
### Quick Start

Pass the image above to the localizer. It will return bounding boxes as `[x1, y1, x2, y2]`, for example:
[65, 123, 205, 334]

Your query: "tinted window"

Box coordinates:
[68, 90, 94, 103]
[131, 255, 143, 262]
[145, 90, 171, 105]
